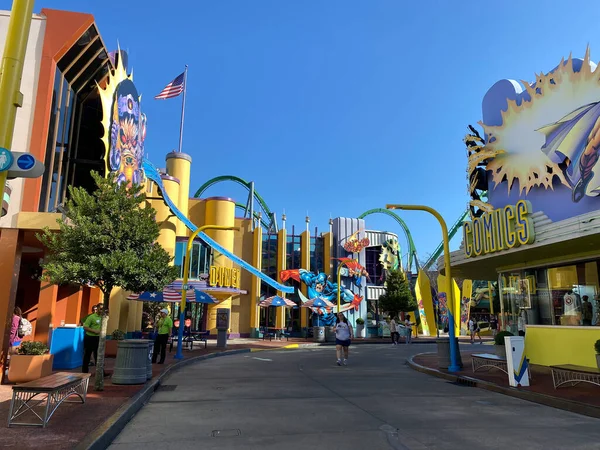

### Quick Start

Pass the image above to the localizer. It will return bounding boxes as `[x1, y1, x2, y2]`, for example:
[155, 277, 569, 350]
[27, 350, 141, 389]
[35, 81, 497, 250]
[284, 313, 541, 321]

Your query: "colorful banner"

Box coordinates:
[437, 274, 461, 336]
[415, 271, 436, 336]
[461, 279, 473, 335]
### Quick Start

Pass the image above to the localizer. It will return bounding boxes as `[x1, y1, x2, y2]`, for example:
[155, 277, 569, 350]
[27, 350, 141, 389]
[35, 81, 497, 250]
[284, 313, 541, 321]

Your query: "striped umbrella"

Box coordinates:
[259, 296, 297, 307]
[127, 288, 195, 302]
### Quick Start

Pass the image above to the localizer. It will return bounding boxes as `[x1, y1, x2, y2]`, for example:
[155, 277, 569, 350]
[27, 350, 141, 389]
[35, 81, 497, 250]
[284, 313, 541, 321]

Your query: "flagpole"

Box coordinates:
[178, 65, 188, 153]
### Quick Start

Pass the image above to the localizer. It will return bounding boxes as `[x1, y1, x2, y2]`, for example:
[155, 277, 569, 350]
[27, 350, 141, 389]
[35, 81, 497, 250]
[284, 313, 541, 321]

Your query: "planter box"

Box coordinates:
[495, 345, 507, 359]
[356, 324, 366, 338]
[8, 354, 54, 383]
[105, 340, 119, 358]
[597, 354, 600, 369]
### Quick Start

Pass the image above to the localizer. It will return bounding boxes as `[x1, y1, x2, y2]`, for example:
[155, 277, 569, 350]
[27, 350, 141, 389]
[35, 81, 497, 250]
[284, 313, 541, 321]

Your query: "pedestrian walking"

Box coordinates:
[490, 314, 498, 337]
[152, 308, 173, 364]
[469, 316, 482, 343]
[9, 307, 23, 355]
[335, 312, 353, 366]
[82, 304, 103, 373]
[389, 316, 399, 345]
[404, 314, 413, 344]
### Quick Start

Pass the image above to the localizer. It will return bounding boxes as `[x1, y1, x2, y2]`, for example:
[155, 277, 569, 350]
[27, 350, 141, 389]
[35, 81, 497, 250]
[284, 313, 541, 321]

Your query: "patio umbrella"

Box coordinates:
[301, 297, 335, 326]
[259, 296, 296, 329]
[127, 288, 218, 304]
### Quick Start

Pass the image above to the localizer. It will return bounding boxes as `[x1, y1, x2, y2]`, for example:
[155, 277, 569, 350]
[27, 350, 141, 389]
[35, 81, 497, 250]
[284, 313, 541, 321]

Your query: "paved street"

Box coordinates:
[110, 344, 600, 449]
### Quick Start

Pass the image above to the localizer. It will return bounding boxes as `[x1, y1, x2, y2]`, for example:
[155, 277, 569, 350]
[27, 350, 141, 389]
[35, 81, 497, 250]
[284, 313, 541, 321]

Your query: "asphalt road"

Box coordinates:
[110, 344, 600, 450]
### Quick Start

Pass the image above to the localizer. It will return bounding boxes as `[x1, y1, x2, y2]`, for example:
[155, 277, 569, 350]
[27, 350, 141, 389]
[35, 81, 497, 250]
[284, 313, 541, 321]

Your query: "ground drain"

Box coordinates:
[211, 429, 242, 438]
[448, 378, 476, 387]
[159, 384, 177, 391]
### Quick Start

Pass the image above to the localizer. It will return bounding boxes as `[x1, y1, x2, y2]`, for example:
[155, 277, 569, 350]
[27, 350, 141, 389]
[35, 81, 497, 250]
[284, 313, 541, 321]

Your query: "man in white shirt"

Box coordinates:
[389, 317, 399, 345]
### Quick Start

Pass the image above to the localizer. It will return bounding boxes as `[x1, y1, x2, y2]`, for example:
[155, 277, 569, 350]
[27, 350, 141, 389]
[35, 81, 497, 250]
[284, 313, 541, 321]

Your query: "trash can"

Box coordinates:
[436, 337, 451, 369]
[313, 326, 325, 343]
[325, 326, 336, 343]
[112, 339, 149, 385]
[146, 340, 154, 380]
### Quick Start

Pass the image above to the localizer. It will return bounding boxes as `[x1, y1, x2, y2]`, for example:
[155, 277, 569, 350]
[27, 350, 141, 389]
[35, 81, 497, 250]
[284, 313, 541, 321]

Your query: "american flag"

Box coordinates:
[155, 71, 185, 100]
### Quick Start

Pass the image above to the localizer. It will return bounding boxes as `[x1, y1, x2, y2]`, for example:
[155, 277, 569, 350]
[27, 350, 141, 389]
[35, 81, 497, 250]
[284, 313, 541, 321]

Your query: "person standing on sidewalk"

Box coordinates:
[80, 304, 99, 366]
[153, 308, 173, 364]
[334, 312, 353, 366]
[404, 314, 414, 344]
[82, 305, 103, 373]
[9, 307, 23, 354]
[389, 316, 399, 345]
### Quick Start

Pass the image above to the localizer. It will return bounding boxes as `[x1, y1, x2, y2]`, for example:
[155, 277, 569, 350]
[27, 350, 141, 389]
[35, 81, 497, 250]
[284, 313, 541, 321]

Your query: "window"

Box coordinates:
[286, 234, 301, 270]
[499, 258, 600, 333]
[261, 233, 278, 299]
[365, 247, 384, 286]
[173, 239, 211, 279]
[310, 236, 324, 273]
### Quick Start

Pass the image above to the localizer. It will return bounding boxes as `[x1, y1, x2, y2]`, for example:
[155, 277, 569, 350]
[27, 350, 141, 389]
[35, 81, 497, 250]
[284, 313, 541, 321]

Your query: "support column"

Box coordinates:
[0, 229, 22, 379]
[300, 230, 310, 329]
[165, 152, 192, 238]
[135, 301, 143, 332]
[249, 226, 262, 337]
[65, 286, 83, 325]
[276, 228, 287, 329]
[36, 278, 59, 344]
[322, 232, 333, 277]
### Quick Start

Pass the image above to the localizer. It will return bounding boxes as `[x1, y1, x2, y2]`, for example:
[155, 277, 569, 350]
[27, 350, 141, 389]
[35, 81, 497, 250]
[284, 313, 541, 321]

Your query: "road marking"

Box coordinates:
[252, 357, 273, 361]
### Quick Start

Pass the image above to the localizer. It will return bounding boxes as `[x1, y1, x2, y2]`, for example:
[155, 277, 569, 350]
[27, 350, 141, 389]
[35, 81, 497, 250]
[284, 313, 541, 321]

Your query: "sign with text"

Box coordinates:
[463, 200, 535, 258]
[209, 265, 241, 289]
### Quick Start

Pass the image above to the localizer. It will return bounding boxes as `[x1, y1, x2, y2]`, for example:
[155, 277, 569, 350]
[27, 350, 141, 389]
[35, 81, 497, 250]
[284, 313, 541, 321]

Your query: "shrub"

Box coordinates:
[494, 330, 514, 346]
[594, 339, 600, 354]
[356, 318, 365, 325]
[111, 329, 125, 340]
[18, 341, 49, 355]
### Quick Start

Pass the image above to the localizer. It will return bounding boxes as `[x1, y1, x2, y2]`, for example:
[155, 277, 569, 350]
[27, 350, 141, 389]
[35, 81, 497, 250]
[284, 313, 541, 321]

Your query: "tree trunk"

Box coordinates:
[94, 290, 110, 391]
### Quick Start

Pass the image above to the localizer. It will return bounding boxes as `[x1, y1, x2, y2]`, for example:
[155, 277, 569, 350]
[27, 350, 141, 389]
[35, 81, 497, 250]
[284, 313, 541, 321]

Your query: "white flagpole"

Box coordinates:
[178, 65, 188, 153]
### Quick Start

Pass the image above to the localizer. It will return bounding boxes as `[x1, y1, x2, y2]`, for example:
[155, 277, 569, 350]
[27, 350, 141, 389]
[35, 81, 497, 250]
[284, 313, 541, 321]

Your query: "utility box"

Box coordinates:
[216, 308, 230, 349]
[505, 336, 530, 387]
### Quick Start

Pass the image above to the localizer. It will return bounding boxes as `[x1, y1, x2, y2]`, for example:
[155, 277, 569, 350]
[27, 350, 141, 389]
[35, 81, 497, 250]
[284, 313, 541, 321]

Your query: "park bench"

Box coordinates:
[8, 372, 91, 428]
[472, 353, 509, 375]
[550, 365, 600, 389]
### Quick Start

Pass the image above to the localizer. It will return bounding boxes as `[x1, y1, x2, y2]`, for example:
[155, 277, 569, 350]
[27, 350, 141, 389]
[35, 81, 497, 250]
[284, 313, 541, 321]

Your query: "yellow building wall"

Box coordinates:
[526, 326, 599, 368]
[300, 230, 310, 328]
[166, 152, 192, 238]
[154, 176, 180, 258]
[276, 228, 287, 328]
[233, 217, 254, 336]
[322, 232, 333, 276]
[204, 198, 235, 334]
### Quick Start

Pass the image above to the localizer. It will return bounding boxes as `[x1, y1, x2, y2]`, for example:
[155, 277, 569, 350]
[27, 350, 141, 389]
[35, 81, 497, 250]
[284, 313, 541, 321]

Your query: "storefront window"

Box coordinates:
[499, 258, 600, 332]
[173, 240, 211, 280]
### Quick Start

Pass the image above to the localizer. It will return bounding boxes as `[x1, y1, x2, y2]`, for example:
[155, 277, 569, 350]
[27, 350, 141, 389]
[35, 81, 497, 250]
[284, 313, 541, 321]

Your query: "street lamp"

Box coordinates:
[175, 224, 239, 360]
[386, 204, 460, 372]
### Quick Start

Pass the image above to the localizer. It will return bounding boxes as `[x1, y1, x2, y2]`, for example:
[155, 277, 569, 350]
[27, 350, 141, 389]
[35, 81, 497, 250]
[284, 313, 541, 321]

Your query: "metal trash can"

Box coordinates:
[146, 340, 154, 380]
[325, 326, 336, 343]
[313, 326, 325, 343]
[436, 337, 451, 369]
[112, 339, 149, 385]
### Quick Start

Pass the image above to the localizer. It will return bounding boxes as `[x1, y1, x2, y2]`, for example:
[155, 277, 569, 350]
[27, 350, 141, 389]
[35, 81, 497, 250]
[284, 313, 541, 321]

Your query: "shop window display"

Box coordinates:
[500, 259, 600, 332]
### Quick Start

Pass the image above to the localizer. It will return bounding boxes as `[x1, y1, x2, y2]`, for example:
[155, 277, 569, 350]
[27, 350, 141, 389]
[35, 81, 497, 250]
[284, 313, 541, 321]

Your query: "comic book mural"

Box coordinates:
[99, 49, 146, 187]
[342, 230, 370, 254]
[379, 237, 400, 273]
[460, 279, 473, 335]
[281, 262, 367, 326]
[469, 49, 600, 222]
[414, 271, 436, 336]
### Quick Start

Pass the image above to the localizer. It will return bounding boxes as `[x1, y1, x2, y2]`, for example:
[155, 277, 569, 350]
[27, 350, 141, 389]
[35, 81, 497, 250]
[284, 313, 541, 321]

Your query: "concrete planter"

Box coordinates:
[596, 354, 600, 369]
[356, 324, 366, 338]
[495, 345, 507, 359]
[8, 354, 54, 383]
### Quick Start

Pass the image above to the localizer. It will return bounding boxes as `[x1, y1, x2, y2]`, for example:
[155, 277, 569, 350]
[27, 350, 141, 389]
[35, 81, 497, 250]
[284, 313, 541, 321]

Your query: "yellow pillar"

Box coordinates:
[205, 197, 235, 334]
[155, 175, 180, 258]
[275, 228, 287, 328]
[322, 232, 333, 276]
[300, 230, 310, 328]
[249, 226, 262, 336]
[135, 301, 144, 332]
[166, 152, 191, 237]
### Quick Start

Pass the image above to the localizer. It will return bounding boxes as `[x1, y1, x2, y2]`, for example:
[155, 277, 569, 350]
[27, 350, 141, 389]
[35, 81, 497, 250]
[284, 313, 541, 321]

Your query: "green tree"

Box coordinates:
[37, 172, 178, 391]
[379, 269, 417, 317]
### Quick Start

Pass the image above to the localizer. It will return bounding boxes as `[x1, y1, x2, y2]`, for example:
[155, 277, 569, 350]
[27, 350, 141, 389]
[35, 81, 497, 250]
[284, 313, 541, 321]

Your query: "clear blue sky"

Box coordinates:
[4, 0, 600, 266]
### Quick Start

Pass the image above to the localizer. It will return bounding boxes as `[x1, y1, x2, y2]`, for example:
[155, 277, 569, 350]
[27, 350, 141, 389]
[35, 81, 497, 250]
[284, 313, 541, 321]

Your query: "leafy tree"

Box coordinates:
[37, 172, 178, 391]
[378, 269, 417, 317]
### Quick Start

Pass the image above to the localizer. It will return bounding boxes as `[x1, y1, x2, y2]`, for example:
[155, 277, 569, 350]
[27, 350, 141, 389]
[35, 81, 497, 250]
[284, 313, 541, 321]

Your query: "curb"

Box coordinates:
[76, 349, 252, 450]
[407, 352, 600, 420]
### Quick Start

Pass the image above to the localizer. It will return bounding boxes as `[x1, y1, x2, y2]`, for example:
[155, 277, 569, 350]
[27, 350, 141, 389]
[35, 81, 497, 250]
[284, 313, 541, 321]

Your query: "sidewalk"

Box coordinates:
[0, 338, 303, 450]
[409, 349, 600, 418]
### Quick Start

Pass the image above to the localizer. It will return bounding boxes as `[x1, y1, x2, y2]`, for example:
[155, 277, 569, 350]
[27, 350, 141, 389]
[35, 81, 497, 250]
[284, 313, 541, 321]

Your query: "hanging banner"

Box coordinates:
[461, 280, 473, 336]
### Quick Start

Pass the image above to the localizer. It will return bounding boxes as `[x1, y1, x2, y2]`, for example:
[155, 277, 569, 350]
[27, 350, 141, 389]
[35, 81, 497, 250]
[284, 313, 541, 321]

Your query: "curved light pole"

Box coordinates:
[386, 204, 460, 372]
[175, 224, 239, 360]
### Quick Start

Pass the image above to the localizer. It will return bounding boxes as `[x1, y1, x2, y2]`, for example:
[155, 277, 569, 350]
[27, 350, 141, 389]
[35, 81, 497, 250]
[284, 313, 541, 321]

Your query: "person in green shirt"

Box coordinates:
[152, 308, 173, 364]
[82, 304, 103, 373]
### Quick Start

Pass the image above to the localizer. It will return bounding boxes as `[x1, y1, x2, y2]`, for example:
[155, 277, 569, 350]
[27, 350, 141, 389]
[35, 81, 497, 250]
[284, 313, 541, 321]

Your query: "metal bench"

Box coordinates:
[472, 353, 509, 375]
[8, 372, 91, 428]
[550, 365, 600, 389]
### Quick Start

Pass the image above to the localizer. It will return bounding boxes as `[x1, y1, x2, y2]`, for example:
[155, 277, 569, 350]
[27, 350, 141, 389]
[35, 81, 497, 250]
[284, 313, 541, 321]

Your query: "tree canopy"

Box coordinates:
[38, 171, 178, 390]
[378, 269, 417, 317]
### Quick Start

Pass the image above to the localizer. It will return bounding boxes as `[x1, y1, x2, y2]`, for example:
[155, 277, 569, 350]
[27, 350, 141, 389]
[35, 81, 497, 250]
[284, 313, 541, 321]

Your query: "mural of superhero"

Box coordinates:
[379, 237, 400, 275]
[280, 267, 365, 326]
[108, 79, 145, 187]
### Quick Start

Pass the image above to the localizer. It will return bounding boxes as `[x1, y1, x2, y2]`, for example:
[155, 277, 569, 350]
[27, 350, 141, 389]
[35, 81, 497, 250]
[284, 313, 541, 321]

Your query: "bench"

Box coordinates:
[472, 353, 509, 375]
[8, 372, 91, 428]
[550, 365, 600, 389]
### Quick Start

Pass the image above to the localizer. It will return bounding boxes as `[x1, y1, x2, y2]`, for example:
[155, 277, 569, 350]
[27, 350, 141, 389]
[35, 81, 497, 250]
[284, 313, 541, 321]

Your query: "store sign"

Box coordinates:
[209, 265, 241, 289]
[463, 200, 535, 258]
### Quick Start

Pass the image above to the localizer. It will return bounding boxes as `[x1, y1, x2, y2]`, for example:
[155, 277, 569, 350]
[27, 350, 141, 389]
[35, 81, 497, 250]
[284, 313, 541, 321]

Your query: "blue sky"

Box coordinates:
[4, 0, 600, 267]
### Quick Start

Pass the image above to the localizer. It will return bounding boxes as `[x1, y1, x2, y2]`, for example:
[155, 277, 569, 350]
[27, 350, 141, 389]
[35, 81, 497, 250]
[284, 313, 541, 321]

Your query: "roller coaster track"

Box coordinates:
[421, 209, 469, 270]
[143, 160, 294, 294]
[194, 176, 277, 231]
[357, 209, 418, 272]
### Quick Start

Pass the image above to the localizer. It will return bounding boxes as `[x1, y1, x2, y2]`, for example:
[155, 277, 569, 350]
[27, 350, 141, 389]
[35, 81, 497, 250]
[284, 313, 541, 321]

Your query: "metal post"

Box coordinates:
[0, 0, 36, 202]
[387, 203, 460, 372]
[177, 65, 188, 153]
[175, 224, 238, 360]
